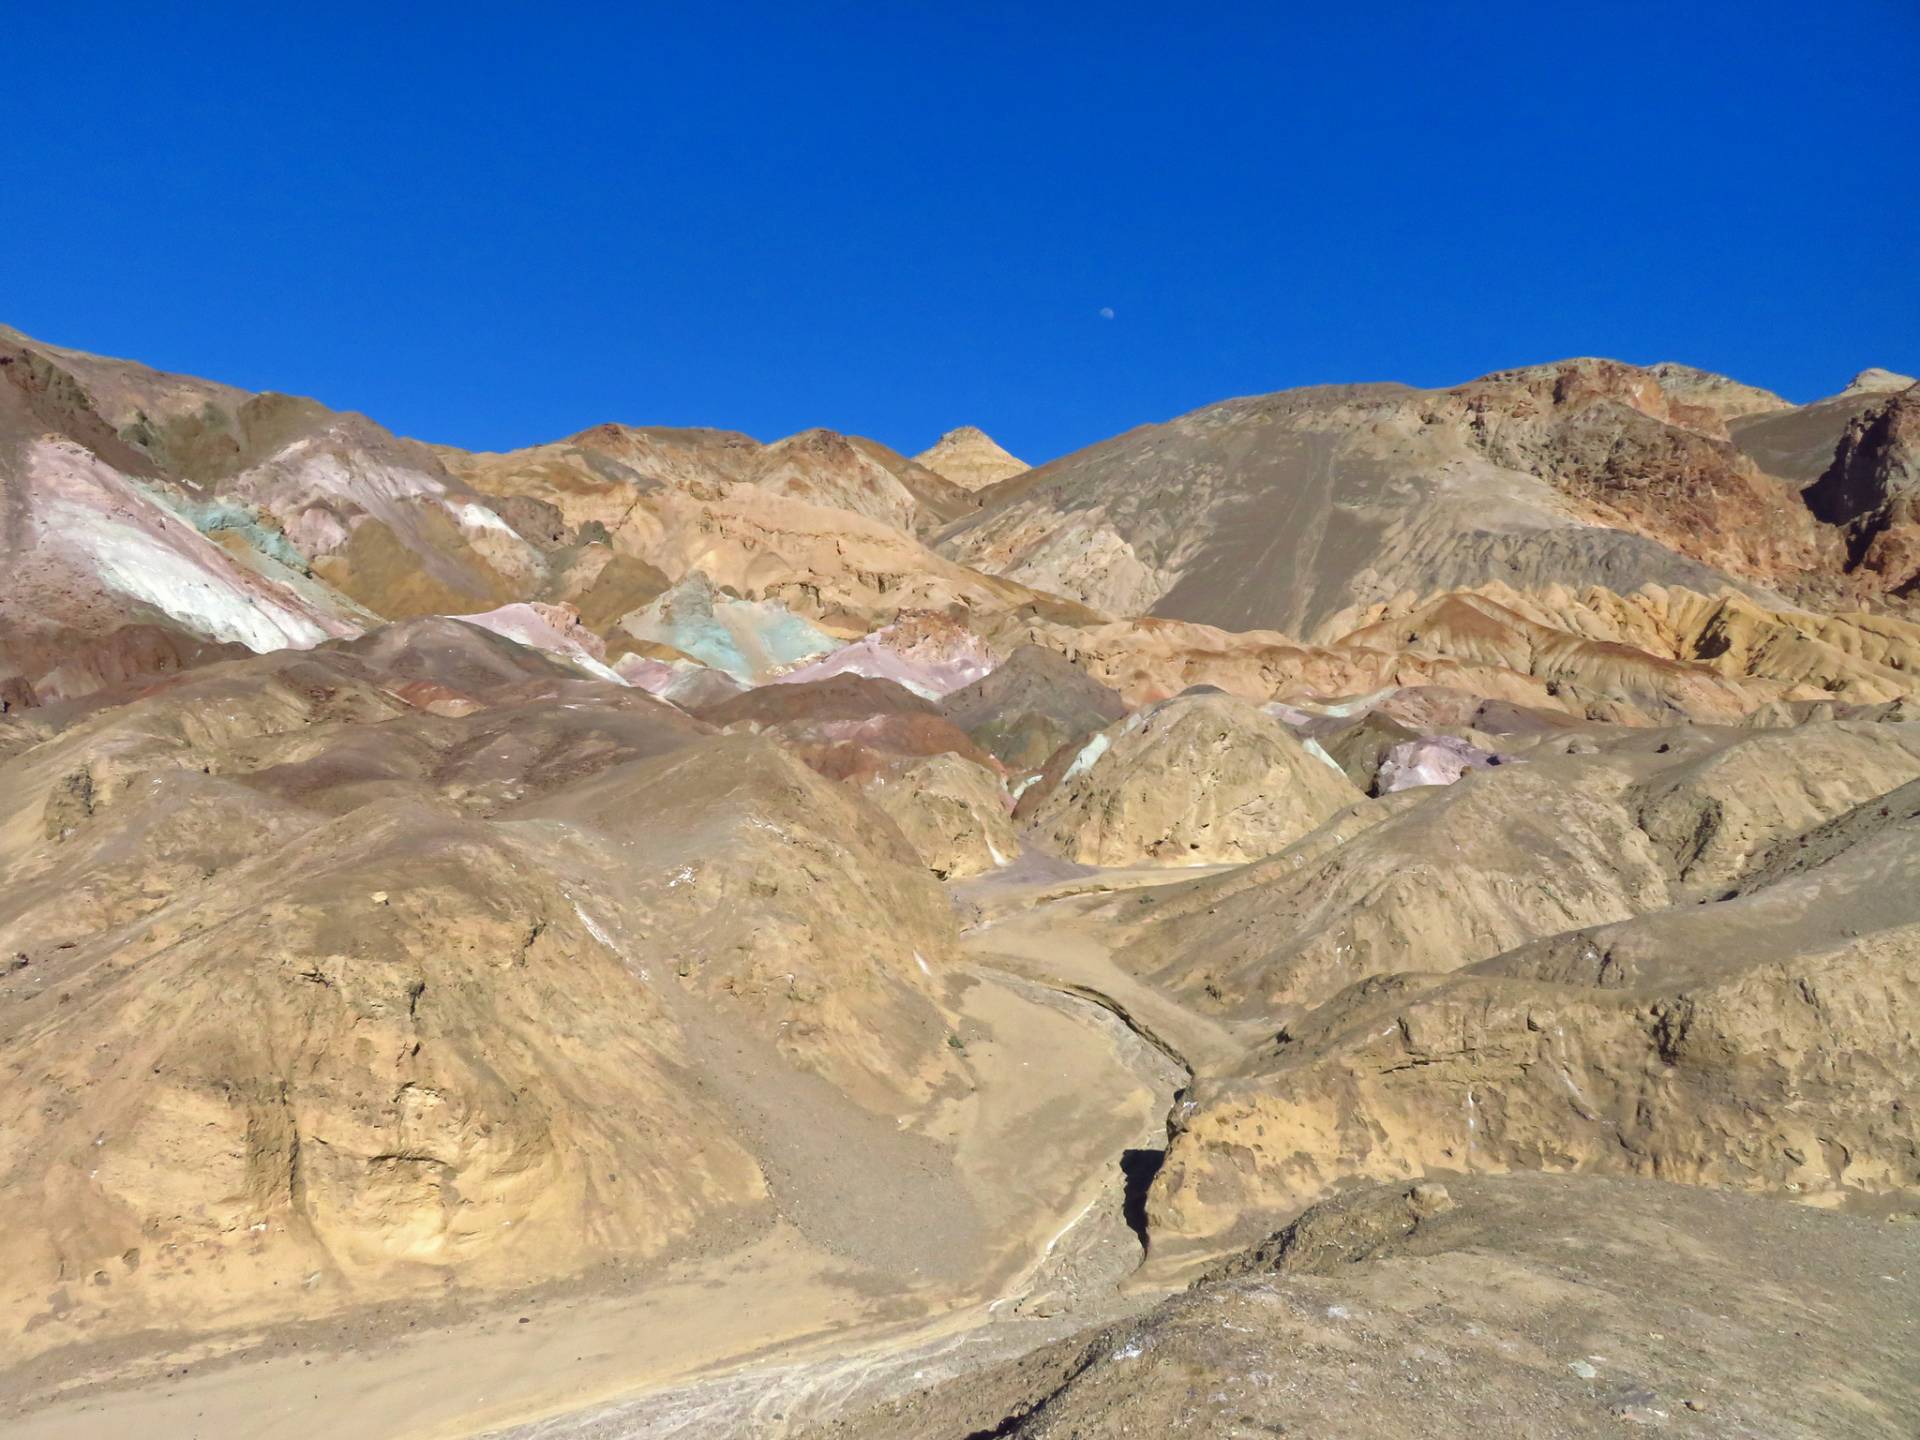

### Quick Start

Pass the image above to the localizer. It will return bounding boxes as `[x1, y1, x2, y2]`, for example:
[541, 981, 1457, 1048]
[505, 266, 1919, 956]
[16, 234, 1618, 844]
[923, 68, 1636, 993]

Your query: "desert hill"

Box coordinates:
[938, 357, 1920, 634]
[11, 325, 1920, 741]
[3, 324, 1919, 1439]
[0, 628, 988, 1346]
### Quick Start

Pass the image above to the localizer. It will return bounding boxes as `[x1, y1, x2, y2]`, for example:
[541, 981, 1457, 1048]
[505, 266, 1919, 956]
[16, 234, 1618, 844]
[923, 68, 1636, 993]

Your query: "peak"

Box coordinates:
[767, 426, 855, 453]
[912, 426, 1029, 490]
[926, 424, 1013, 453]
[1645, 361, 1792, 419]
[1841, 367, 1919, 398]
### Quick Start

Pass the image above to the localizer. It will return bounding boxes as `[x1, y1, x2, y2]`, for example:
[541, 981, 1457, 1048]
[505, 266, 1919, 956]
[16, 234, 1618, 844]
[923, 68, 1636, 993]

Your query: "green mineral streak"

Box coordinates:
[182, 497, 310, 574]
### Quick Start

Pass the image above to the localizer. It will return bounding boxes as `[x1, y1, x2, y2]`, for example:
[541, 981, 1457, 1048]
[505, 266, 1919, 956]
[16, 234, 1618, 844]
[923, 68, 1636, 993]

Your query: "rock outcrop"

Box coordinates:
[1019, 690, 1360, 866]
[1148, 774, 1920, 1243]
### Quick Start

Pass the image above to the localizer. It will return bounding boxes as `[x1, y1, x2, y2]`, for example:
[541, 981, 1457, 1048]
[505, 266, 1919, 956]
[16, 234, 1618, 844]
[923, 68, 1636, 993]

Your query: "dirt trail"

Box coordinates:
[4, 872, 1209, 1440]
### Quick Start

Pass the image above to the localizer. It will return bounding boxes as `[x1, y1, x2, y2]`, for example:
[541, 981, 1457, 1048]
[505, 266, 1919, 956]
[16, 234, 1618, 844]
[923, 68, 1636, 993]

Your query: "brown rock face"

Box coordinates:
[1453, 359, 1835, 586]
[1804, 388, 1920, 593]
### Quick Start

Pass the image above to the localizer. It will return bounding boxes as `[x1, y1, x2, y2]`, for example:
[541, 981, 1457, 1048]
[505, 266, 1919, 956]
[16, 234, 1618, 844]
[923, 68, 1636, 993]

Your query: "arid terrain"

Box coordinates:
[2, 325, 1917, 1438]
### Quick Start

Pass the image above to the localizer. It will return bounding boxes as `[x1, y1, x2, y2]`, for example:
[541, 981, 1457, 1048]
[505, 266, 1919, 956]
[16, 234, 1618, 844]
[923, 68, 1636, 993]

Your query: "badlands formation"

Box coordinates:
[1, 324, 1917, 1438]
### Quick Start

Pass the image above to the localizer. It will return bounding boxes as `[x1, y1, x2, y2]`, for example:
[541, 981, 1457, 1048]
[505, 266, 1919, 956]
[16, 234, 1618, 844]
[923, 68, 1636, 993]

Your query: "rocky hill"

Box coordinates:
[938, 358, 1920, 634]
[3, 324, 1917, 1440]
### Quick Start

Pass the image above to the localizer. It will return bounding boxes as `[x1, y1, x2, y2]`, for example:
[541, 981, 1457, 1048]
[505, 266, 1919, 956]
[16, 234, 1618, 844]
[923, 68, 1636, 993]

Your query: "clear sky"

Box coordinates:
[5, 3, 1916, 465]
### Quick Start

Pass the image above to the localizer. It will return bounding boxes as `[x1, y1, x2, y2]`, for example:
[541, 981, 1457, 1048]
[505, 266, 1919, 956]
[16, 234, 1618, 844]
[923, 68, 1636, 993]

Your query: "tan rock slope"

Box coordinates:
[1630, 720, 1920, 892]
[1116, 754, 1673, 1016]
[1645, 360, 1792, 421]
[439, 424, 1071, 635]
[1118, 723, 1920, 1014]
[855, 751, 1020, 878]
[1148, 787, 1920, 1245]
[984, 579, 1920, 727]
[0, 631, 976, 1351]
[1841, 367, 1920, 397]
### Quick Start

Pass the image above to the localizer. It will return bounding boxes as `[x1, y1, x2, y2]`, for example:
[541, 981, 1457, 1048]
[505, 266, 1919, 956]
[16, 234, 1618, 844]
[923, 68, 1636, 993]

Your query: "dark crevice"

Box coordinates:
[1120, 1147, 1165, 1250]
[967, 1406, 1032, 1440]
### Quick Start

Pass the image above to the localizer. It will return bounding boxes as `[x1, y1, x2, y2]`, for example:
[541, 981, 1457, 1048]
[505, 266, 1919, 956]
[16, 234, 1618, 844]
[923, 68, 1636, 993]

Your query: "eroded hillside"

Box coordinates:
[2, 329, 1916, 1440]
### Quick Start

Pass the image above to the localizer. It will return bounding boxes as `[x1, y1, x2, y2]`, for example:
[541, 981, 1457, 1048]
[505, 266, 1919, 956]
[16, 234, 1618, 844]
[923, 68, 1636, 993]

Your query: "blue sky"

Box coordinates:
[4, 3, 1915, 464]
